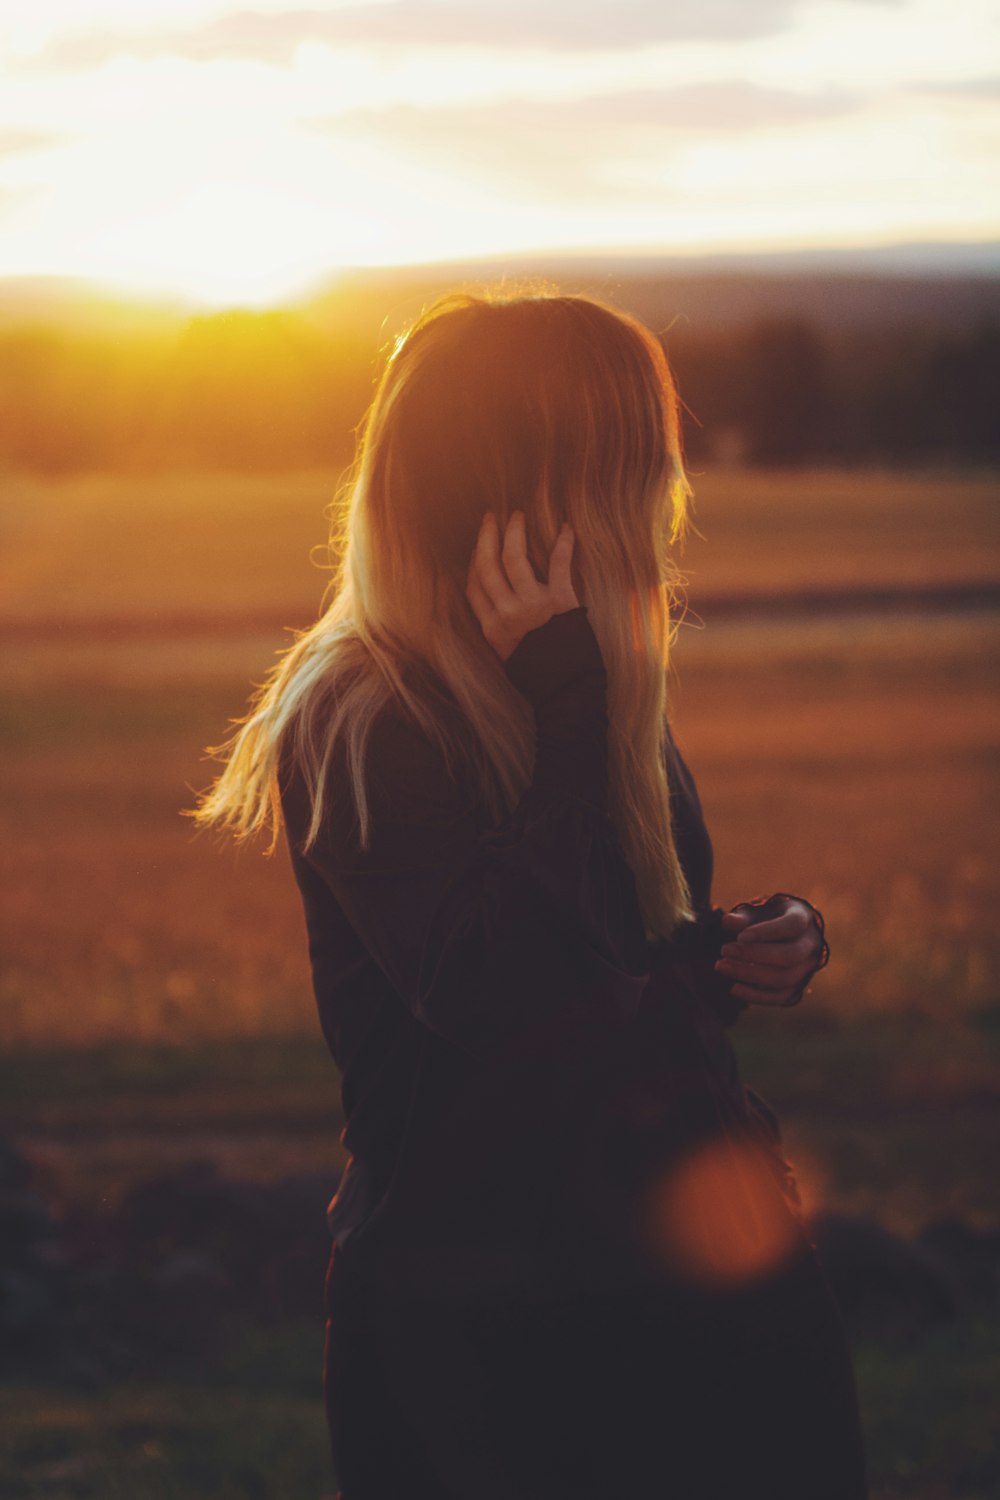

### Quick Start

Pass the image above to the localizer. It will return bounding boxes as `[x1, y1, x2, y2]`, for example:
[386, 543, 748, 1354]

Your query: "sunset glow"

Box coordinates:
[1, 0, 998, 306]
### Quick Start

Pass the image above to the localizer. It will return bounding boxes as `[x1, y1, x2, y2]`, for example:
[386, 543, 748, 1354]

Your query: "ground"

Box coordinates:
[1, 466, 997, 1497]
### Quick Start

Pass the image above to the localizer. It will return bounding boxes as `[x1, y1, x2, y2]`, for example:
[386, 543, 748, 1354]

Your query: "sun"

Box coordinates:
[7, 104, 524, 309]
[0, 52, 453, 310]
[84, 180, 352, 309]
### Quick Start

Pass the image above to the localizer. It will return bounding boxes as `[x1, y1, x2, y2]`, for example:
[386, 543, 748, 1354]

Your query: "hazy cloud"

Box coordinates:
[908, 75, 1000, 100]
[502, 82, 862, 130]
[306, 79, 863, 136]
[300, 83, 864, 208]
[13, 0, 885, 72]
[323, 103, 640, 208]
[0, 129, 68, 157]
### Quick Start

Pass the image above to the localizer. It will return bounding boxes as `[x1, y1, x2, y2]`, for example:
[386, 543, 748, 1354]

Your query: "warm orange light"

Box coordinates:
[5, 6, 997, 308]
[637, 1135, 804, 1286]
[629, 589, 644, 658]
[629, 585, 669, 662]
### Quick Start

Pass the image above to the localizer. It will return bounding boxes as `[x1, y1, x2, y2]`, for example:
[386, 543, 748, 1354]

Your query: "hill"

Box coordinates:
[1, 240, 997, 336]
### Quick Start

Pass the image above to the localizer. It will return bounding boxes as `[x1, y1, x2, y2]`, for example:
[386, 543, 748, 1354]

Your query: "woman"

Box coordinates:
[191, 291, 868, 1498]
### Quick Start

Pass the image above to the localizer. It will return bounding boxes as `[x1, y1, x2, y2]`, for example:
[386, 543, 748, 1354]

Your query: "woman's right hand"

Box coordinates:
[715, 896, 828, 1007]
[466, 510, 579, 662]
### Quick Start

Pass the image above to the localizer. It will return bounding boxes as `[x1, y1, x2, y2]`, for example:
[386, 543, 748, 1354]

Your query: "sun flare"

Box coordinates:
[0, 0, 997, 305]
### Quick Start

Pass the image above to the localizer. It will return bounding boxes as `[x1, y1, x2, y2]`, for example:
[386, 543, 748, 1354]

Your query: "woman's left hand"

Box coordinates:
[714, 896, 826, 1007]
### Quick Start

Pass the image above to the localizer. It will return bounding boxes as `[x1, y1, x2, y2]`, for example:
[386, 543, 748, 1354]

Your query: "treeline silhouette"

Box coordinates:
[1, 296, 997, 473]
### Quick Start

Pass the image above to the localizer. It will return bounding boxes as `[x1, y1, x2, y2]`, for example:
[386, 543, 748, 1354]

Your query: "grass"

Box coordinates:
[1, 466, 998, 626]
[2, 1310, 997, 1499]
[4, 1016, 998, 1229]
[0, 1035, 337, 1120]
[0, 607, 996, 1045]
[855, 1307, 1000, 1497]
[0, 467, 997, 1497]
[0, 1375, 333, 1500]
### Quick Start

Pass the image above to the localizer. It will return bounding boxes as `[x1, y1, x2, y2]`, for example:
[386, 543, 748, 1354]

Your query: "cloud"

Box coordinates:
[907, 75, 1000, 100]
[500, 82, 862, 130]
[0, 129, 68, 157]
[300, 82, 864, 208]
[307, 79, 863, 137]
[12, 0, 866, 72]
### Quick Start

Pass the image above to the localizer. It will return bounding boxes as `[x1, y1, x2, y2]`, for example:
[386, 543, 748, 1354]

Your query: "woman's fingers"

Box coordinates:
[501, 511, 544, 598]
[720, 910, 754, 939]
[467, 510, 580, 658]
[547, 523, 578, 609]
[733, 907, 810, 946]
[715, 948, 811, 982]
[469, 511, 578, 616]
[472, 511, 517, 612]
[721, 898, 822, 1007]
[465, 560, 496, 629]
[719, 938, 812, 969]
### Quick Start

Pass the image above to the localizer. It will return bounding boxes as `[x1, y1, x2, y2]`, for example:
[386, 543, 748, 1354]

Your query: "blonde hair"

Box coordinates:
[187, 288, 695, 938]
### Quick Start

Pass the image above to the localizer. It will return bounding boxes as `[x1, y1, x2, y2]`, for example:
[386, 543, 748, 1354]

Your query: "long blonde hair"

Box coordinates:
[187, 289, 695, 938]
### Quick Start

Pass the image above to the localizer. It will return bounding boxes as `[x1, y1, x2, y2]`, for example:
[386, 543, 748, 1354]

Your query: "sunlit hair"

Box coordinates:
[187, 288, 695, 938]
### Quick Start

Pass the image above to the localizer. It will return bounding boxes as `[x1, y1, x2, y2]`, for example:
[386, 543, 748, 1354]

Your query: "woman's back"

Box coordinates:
[281, 606, 866, 1499]
[278, 607, 671, 1251]
[191, 290, 867, 1498]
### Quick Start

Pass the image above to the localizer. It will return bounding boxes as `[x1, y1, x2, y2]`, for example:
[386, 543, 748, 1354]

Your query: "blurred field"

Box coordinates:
[2, 463, 998, 1200]
[1, 466, 998, 1497]
[2, 1308, 998, 1500]
[2, 465, 998, 622]
[2, 465, 997, 1050]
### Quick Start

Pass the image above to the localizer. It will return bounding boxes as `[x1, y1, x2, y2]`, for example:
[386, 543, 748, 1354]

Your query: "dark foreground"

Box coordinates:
[1, 1015, 998, 1500]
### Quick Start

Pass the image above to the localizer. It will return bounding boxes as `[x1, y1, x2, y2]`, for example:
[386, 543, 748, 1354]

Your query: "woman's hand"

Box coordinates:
[466, 510, 579, 661]
[714, 895, 827, 1007]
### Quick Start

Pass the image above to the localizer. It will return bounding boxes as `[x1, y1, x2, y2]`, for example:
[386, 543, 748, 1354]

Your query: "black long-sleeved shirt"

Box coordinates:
[279, 605, 793, 1261]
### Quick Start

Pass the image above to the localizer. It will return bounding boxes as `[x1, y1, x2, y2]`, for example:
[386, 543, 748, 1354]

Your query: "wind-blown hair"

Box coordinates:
[187, 289, 695, 937]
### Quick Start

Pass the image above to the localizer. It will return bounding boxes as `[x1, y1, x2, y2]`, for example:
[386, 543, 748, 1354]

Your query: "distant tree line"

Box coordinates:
[665, 317, 1000, 467]
[0, 304, 997, 473]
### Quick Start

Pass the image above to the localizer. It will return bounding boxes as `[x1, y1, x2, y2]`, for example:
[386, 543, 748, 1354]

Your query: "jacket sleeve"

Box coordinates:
[692, 906, 753, 1028]
[279, 606, 653, 1056]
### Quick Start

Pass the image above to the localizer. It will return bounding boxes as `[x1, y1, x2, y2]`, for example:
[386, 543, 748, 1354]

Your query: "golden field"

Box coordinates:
[2, 465, 998, 1232]
[1, 466, 999, 1499]
[1, 465, 997, 1049]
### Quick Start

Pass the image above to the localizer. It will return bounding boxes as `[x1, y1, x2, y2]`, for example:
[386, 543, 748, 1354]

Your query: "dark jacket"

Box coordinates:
[280, 605, 869, 1499]
[278, 606, 800, 1265]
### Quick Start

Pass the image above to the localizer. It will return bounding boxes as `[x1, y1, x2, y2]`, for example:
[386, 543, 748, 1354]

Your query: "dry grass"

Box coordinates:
[672, 608, 1000, 1019]
[1, 628, 996, 1045]
[677, 466, 1000, 596]
[1, 468, 998, 1048]
[2, 469, 998, 1497]
[2, 466, 997, 624]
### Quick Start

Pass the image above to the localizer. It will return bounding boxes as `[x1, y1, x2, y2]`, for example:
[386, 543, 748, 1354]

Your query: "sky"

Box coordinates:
[1, 0, 998, 307]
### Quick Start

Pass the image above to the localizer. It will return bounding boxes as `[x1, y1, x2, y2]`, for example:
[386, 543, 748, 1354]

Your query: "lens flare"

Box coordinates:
[637, 1135, 804, 1285]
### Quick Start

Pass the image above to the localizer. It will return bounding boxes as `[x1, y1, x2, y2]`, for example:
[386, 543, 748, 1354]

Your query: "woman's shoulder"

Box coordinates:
[279, 671, 479, 843]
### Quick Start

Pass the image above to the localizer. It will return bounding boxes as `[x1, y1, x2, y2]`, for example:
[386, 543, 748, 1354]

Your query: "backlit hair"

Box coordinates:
[187, 289, 695, 937]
